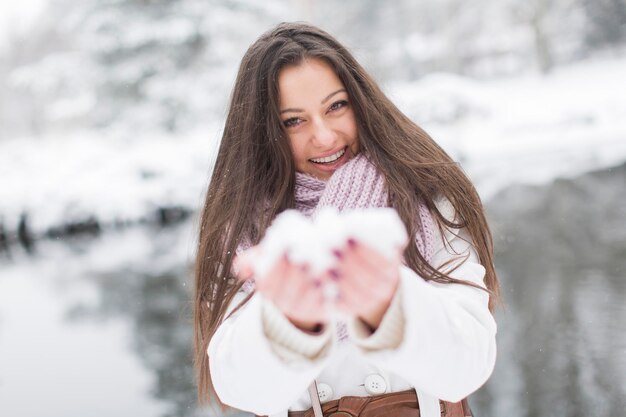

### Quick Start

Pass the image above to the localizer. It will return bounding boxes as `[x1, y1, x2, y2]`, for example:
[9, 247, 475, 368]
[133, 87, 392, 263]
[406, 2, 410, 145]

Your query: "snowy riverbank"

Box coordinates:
[1, 56, 625, 243]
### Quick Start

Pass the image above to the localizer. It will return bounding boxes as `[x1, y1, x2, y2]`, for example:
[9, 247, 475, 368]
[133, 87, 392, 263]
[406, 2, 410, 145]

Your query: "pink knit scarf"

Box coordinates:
[295, 153, 435, 263]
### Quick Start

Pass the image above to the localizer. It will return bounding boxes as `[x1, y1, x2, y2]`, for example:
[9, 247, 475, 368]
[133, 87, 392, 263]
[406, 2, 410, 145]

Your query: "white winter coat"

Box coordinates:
[208, 200, 497, 417]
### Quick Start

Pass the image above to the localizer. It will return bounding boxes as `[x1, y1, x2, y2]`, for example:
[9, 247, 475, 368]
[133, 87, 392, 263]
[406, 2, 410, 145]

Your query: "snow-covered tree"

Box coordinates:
[6, 0, 292, 137]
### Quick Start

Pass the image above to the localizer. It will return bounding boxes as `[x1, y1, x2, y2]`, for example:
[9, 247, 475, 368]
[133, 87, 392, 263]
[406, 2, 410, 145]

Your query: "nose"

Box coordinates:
[311, 118, 337, 148]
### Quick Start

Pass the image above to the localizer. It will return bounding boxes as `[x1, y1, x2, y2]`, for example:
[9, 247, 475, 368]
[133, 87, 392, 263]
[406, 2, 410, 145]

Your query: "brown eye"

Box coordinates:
[329, 100, 348, 112]
[283, 117, 302, 128]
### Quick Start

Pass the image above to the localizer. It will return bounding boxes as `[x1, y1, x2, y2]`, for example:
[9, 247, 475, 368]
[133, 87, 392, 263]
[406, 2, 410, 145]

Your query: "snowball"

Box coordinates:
[249, 207, 408, 279]
[343, 208, 409, 260]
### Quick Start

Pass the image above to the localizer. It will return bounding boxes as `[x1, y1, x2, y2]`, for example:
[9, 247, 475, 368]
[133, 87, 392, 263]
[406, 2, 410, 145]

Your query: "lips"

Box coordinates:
[309, 147, 346, 164]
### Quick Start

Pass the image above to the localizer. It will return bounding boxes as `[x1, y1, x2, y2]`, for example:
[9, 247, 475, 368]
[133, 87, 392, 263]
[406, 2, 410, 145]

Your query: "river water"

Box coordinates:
[1, 163, 624, 417]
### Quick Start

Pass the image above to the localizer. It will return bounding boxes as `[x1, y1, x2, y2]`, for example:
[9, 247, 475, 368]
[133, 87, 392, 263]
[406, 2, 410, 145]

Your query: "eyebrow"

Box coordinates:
[279, 89, 346, 114]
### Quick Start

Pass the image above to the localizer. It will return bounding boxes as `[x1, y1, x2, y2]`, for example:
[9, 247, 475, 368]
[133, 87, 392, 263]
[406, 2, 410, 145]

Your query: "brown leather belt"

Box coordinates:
[254, 389, 472, 417]
[288, 389, 419, 417]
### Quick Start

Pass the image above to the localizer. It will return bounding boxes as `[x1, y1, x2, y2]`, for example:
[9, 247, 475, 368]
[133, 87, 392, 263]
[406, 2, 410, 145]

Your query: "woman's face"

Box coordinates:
[278, 58, 359, 181]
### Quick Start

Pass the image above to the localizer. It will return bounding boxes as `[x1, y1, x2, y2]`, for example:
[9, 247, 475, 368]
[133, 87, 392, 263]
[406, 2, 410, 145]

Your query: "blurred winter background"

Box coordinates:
[0, 1, 625, 416]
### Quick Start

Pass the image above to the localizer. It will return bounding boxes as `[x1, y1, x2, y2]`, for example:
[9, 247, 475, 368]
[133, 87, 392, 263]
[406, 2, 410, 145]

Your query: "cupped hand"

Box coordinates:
[331, 239, 404, 331]
[234, 248, 329, 332]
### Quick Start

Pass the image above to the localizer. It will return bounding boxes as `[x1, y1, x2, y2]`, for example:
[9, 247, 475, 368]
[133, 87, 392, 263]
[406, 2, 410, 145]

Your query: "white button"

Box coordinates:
[316, 383, 334, 402]
[364, 374, 387, 395]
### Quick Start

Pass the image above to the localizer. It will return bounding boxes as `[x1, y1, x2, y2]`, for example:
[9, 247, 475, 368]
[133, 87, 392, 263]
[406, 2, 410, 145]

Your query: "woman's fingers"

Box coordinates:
[255, 255, 328, 324]
[233, 256, 253, 282]
[338, 242, 400, 289]
[233, 246, 263, 281]
[256, 255, 290, 296]
[281, 263, 328, 323]
[349, 241, 400, 276]
[333, 240, 401, 321]
[278, 263, 313, 309]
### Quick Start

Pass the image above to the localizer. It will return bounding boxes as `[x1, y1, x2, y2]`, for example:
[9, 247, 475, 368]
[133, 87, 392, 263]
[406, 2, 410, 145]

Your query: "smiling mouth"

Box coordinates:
[309, 147, 346, 164]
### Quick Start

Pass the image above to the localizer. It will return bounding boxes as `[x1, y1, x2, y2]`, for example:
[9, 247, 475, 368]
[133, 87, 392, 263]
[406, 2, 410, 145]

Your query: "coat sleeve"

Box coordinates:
[207, 291, 334, 415]
[349, 198, 497, 402]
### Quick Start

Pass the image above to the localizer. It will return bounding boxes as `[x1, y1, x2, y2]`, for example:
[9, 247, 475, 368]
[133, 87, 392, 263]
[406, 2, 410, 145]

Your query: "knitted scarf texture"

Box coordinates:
[295, 153, 435, 263]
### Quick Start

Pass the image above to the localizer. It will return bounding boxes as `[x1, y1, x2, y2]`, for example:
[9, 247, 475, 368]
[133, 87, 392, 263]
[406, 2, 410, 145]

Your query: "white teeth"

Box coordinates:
[310, 148, 345, 164]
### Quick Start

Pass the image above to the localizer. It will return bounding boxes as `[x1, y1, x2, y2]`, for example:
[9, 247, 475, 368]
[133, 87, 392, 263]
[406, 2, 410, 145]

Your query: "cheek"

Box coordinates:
[346, 116, 358, 144]
[289, 138, 308, 165]
[343, 111, 358, 136]
[350, 124, 358, 142]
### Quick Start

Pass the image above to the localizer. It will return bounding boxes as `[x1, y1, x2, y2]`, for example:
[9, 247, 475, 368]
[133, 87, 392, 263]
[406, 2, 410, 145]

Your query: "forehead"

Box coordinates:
[277, 59, 345, 105]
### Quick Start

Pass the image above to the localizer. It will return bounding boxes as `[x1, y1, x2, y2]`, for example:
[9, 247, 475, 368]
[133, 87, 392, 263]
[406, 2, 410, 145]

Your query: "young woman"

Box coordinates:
[194, 22, 499, 417]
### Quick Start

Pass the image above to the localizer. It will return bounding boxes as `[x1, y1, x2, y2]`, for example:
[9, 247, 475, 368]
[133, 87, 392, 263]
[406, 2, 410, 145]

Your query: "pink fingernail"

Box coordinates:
[347, 238, 357, 248]
[332, 249, 343, 259]
[300, 263, 310, 273]
[329, 269, 341, 281]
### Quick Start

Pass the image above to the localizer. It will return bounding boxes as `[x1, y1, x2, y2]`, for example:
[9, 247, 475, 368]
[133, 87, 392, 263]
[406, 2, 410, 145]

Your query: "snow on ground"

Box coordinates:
[1, 56, 625, 238]
[0, 128, 220, 238]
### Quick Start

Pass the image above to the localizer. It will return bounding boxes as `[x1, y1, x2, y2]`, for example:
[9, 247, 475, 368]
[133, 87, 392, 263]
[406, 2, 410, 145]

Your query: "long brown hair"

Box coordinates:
[194, 21, 500, 406]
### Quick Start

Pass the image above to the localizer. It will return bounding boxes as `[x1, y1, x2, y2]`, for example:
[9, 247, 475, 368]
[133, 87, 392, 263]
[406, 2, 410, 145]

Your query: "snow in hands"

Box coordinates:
[246, 207, 408, 279]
